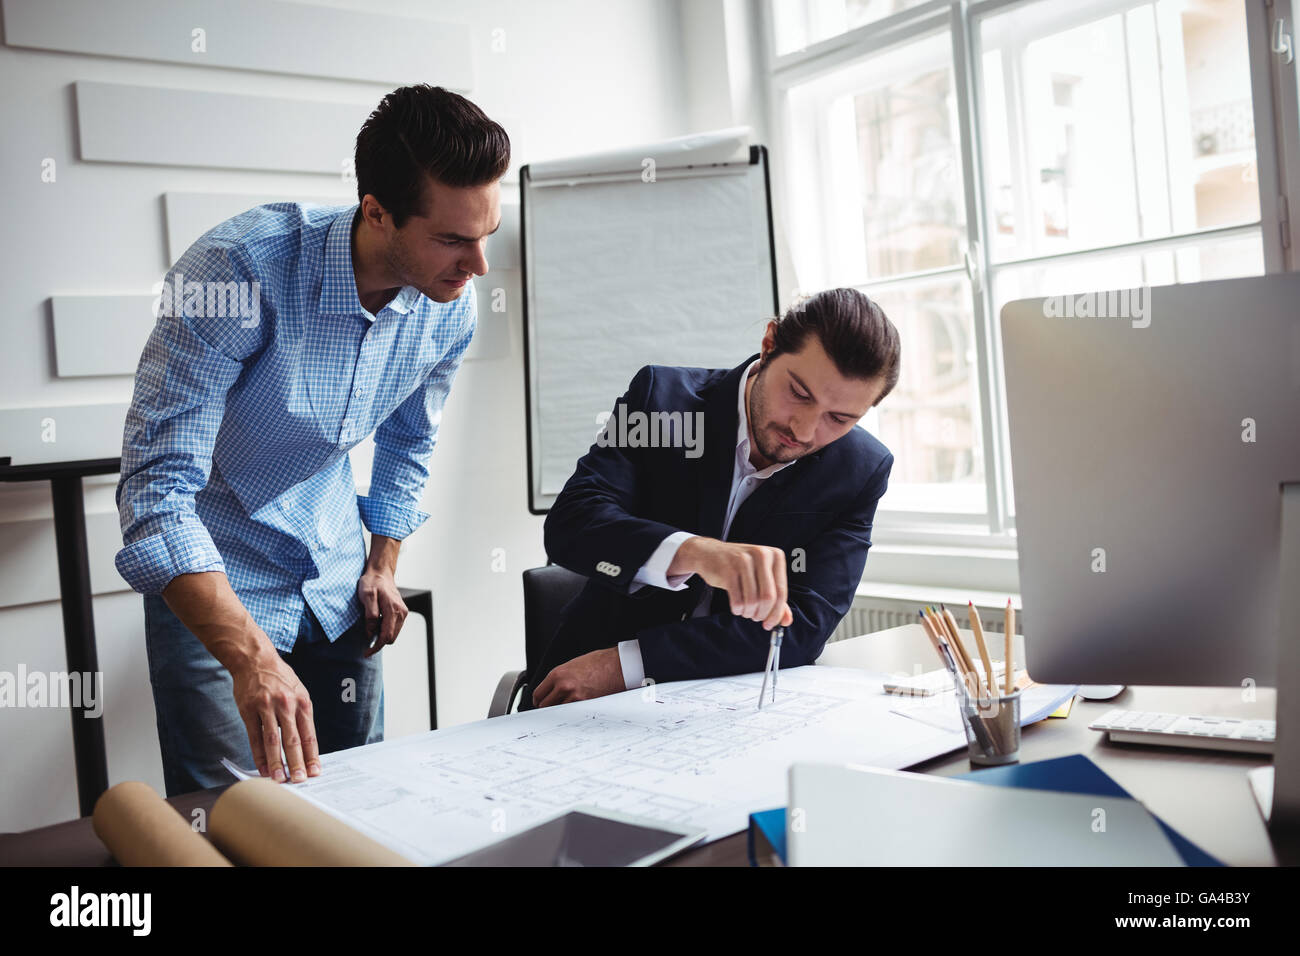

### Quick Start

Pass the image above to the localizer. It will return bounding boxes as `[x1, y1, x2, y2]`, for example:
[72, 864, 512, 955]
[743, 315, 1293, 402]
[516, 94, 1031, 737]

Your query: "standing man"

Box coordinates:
[115, 85, 509, 795]
[532, 288, 899, 707]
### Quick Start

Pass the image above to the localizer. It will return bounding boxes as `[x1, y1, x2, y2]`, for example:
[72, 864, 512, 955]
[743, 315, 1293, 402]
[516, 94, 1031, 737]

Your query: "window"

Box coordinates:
[766, 0, 1292, 544]
[980, 0, 1261, 260]
[771, 0, 943, 55]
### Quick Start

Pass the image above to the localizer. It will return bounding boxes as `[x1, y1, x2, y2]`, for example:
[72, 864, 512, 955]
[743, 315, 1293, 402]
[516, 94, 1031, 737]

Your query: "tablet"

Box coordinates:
[439, 806, 707, 867]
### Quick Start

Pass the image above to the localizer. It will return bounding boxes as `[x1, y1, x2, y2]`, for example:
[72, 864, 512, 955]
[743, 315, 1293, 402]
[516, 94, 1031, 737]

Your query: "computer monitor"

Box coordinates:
[1000, 270, 1300, 844]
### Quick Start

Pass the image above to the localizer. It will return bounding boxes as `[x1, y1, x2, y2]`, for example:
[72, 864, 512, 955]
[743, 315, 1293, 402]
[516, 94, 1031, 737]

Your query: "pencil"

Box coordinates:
[935, 605, 979, 698]
[923, 606, 952, 660]
[949, 605, 983, 698]
[929, 607, 996, 756]
[918, 610, 944, 664]
[1004, 599, 1016, 695]
[922, 608, 973, 703]
[967, 601, 996, 699]
[917, 611, 956, 695]
[923, 607, 957, 674]
[933, 605, 972, 680]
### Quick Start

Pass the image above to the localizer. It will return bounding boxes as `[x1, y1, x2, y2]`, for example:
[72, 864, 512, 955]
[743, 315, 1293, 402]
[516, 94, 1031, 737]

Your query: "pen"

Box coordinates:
[920, 608, 995, 757]
[924, 606, 962, 686]
[919, 611, 968, 696]
[935, 606, 978, 699]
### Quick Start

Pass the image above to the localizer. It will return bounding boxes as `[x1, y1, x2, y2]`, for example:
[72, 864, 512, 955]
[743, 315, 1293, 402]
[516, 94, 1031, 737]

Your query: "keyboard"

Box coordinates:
[1089, 709, 1275, 755]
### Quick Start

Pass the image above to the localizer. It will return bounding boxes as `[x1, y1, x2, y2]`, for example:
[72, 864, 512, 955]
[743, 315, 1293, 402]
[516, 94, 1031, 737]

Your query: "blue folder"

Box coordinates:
[747, 753, 1222, 866]
[957, 753, 1222, 866]
[747, 807, 787, 866]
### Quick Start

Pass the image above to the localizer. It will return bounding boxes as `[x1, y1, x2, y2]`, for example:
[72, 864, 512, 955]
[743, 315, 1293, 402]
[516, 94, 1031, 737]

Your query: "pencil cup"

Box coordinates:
[958, 689, 1021, 766]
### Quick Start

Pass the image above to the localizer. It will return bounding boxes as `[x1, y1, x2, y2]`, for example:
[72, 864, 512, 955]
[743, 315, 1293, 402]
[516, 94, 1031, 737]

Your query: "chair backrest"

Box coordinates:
[522, 564, 589, 681]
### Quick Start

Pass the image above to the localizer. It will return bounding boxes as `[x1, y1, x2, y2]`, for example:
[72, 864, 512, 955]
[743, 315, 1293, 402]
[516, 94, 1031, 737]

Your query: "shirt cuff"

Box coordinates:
[114, 521, 226, 595]
[630, 531, 696, 592]
[618, 639, 645, 690]
[356, 495, 430, 540]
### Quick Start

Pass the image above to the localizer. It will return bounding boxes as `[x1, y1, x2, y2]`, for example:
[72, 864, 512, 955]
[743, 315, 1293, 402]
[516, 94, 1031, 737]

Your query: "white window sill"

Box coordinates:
[863, 541, 1021, 595]
[855, 579, 1021, 612]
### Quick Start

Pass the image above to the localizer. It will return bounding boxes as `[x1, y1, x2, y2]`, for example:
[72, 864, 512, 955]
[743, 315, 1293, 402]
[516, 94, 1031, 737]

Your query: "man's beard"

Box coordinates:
[748, 363, 807, 464]
[384, 239, 461, 304]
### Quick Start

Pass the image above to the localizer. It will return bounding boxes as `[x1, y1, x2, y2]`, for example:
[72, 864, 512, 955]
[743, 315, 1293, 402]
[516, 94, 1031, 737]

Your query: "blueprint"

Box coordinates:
[228, 665, 973, 865]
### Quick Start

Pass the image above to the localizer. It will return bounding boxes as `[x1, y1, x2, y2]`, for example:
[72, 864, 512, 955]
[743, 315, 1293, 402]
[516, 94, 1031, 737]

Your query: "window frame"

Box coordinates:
[760, 0, 1297, 555]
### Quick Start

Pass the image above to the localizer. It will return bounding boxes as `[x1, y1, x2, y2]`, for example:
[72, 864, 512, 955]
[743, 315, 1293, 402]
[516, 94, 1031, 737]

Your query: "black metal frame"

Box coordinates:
[396, 586, 437, 731]
[0, 456, 119, 817]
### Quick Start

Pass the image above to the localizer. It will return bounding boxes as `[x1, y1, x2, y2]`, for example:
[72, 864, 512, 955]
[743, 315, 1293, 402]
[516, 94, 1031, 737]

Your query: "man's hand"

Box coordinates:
[161, 571, 321, 784]
[668, 536, 794, 630]
[357, 533, 407, 656]
[229, 647, 320, 783]
[356, 567, 408, 657]
[532, 647, 625, 708]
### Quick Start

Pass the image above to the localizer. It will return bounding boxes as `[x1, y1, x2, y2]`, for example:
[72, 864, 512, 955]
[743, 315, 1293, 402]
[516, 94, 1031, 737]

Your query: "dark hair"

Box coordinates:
[769, 288, 900, 405]
[354, 84, 511, 229]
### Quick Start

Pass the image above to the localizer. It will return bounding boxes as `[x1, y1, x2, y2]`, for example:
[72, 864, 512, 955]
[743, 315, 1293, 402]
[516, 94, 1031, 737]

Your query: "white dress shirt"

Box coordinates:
[618, 359, 794, 688]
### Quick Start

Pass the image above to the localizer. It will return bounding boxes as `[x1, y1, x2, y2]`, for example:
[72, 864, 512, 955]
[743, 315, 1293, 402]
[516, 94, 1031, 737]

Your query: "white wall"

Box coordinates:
[0, 0, 708, 831]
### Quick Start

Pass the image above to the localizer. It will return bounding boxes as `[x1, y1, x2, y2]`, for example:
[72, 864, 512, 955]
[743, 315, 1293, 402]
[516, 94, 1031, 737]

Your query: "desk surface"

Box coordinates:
[814, 624, 1277, 867]
[0, 624, 1278, 866]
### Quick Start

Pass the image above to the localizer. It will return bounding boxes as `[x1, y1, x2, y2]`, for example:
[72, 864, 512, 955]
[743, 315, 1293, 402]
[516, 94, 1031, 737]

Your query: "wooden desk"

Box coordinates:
[0, 625, 1278, 866]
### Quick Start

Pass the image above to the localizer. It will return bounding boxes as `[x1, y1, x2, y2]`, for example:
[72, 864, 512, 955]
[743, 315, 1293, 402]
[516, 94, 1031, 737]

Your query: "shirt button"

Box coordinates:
[353, 387, 363, 398]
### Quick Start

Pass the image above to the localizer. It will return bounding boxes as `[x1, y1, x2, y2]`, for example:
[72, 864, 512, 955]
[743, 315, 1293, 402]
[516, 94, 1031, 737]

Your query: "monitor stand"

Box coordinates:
[1263, 482, 1300, 864]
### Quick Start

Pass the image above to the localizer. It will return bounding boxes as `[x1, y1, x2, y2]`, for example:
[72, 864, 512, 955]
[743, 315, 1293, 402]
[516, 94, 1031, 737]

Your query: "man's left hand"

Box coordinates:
[532, 648, 625, 708]
[356, 568, 408, 657]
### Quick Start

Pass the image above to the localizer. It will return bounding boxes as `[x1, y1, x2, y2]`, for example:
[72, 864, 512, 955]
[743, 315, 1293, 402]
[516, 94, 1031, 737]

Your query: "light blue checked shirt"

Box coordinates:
[115, 203, 476, 651]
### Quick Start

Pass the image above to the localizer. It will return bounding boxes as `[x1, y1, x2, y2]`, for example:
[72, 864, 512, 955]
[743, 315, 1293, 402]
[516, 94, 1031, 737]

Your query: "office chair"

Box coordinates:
[488, 564, 588, 717]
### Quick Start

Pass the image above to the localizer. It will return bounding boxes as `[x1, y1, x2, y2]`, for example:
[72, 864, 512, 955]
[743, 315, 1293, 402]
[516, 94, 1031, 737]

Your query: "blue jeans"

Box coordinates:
[143, 593, 384, 797]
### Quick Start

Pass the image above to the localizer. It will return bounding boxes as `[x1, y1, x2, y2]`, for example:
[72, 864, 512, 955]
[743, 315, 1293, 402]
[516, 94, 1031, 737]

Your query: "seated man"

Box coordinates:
[531, 287, 899, 708]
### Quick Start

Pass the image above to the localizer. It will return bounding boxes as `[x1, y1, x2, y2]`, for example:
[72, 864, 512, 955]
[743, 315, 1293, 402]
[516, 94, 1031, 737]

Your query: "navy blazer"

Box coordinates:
[536, 354, 893, 687]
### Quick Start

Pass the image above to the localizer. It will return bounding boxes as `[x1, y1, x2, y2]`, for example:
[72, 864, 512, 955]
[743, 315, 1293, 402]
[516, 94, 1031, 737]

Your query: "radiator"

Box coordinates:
[829, 593, 1022, 643]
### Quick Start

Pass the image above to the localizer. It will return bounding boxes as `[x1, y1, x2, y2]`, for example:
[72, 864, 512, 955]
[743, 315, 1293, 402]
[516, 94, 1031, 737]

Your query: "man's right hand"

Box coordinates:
[668, 537, 794, 630]
[229, 647, 320, 784]
[161, 571, 321, 784]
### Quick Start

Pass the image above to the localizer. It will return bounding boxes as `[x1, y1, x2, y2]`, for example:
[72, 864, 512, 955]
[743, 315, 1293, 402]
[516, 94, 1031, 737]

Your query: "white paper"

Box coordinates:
[528, 166, 771, 495]
[527, 127, 750, 181]
[1248, 766, 1273, 820]
[888, 682, 1080, 733]
[248, 666, 968, 866]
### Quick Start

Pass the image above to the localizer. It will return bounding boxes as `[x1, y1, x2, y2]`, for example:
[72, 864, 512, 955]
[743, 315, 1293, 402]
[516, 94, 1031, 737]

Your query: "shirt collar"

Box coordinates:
[318, 205, 420, 319]
[736, 358, 795, 479]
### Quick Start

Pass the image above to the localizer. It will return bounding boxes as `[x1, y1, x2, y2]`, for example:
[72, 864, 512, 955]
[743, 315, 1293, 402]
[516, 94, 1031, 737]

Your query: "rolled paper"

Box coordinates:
[92, 780, 232, 867]
[209, 777, 416, 866]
